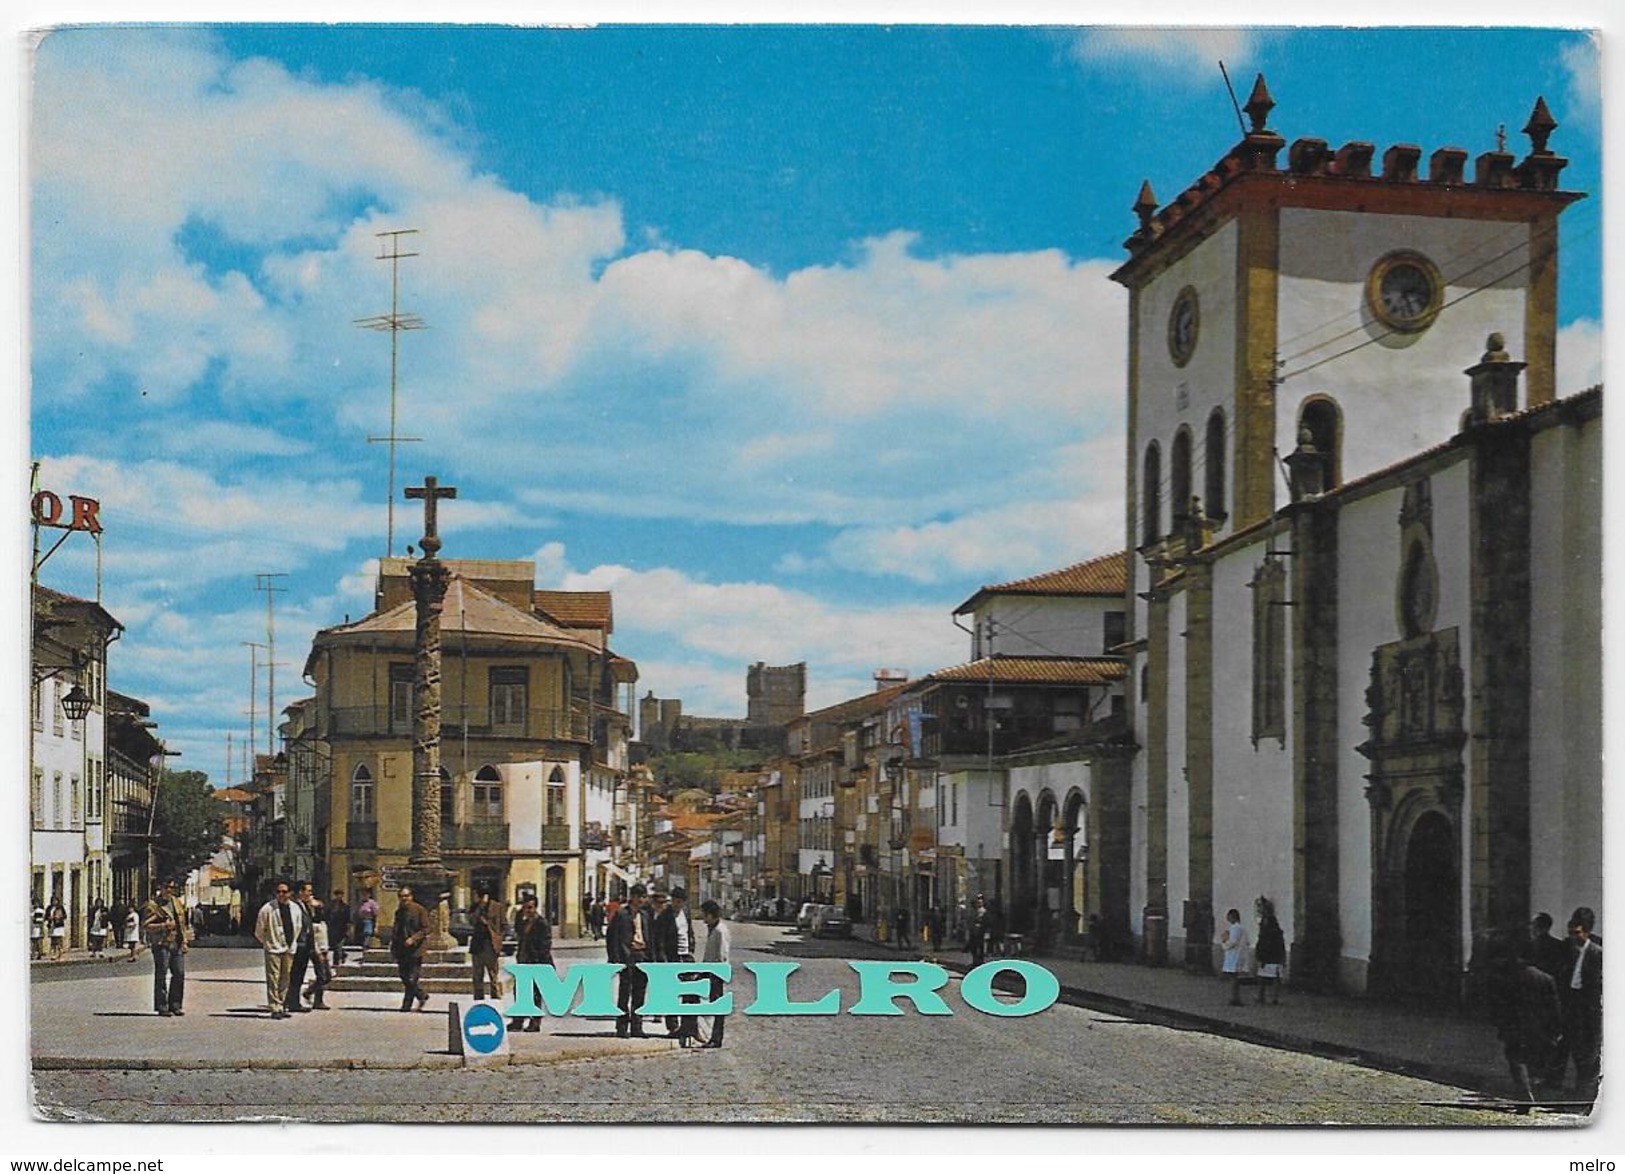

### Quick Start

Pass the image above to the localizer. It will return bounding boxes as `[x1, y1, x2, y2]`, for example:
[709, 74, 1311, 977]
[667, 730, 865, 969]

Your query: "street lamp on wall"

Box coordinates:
[60, 682, 94, 723]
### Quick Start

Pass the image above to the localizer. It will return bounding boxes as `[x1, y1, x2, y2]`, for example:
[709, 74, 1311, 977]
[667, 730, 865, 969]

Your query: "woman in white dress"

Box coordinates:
[1216, 907, 1250, 1007]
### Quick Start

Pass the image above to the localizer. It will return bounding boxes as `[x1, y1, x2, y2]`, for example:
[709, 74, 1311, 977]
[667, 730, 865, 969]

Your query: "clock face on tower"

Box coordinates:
[1167, 286, 1199, 367]
[1366, 251, 1444, 334]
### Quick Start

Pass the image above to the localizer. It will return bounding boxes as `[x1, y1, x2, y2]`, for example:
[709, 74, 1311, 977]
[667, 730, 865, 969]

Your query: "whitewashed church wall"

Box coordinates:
[1165, 591, 1191, 935]
[1528, 414, 1604, 929]
[1277, 209, 1528, 487]
[1209, 539, 1297, 946]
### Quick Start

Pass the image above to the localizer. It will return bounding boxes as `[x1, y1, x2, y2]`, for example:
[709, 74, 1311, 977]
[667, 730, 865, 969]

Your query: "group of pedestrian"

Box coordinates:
[252, 880, 341, 1018]
[29, 896, 69, 961]
[1484, 905, 1603, 1109]
[604, 884, 729, 1048]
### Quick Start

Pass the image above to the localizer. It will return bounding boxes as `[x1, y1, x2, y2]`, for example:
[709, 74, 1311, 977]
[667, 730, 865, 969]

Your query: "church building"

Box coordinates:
[1113, 79, 1600, 1001]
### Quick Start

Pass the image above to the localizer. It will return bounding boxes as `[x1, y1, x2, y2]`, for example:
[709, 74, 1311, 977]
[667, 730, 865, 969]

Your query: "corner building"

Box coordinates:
[1114, 80, 1600, 1000]
[306, 558, 636, 936]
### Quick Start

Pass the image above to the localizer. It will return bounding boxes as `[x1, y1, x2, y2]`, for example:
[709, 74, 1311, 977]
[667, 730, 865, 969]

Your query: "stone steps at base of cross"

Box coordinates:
[342, 948, 469, 966]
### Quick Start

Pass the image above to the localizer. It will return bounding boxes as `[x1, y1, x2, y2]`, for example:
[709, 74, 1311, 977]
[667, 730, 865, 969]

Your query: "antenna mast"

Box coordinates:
[255, 573, 288, 757]
[356, 229, 425, 557]
[1218, 61, 1248, 137]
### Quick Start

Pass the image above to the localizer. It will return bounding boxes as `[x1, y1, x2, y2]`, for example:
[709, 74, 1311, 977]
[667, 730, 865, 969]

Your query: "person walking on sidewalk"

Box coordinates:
[356, 888, 379, 951]
[47, 897, 68, 961]
[327, 891, 352, 968]
[608, 884, 653, 1038]
[894, 906, 912, 950]
[123, 903, 141, 961]
[286, 882, 316, 1013]
[1558, 905, 1603, 1110]
[254, 881, 305, 1019]
[1253, 897, 1285, 1005]
[469, 885, 506, 1002]
[507, 893, 553, 1034]
[303, 897, 333, 1010]
[88, 902, 110, 959]
[1217, 907, 1250, 1007]
[968, 895, 990, 967]
[142, 880, 189, 1015]
[30, 899, 45, 960]
[392, 884, 431, 1012]
[695, 899, 731, 1049]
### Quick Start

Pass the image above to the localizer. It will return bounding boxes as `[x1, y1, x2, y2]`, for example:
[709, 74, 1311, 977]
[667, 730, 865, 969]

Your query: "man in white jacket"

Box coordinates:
[253, 881, 306, 1019]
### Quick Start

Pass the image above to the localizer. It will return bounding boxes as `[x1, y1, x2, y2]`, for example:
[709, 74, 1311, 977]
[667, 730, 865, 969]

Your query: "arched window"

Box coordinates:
[1170, 427, 1194, 529]
[474, 765, 503, 822]
[545, 765, 568, 825]
[350, 765, 375, 822]
[440, 767, 455, 824]
[1299, 398, 1343, 489]
[1142, 441, 1162, 546]
[1205, 408, 1227, 524]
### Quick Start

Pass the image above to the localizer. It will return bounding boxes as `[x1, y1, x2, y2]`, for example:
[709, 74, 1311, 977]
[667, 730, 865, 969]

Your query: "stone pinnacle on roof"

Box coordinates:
[1133, 180, 1158, 229]
[1522, 96, 1557, 155]
[1243, 73, 1275, 134]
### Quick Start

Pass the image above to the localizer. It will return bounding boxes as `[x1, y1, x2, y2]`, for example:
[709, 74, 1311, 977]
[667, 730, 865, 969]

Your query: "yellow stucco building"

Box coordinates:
[304, 558, 635, 936]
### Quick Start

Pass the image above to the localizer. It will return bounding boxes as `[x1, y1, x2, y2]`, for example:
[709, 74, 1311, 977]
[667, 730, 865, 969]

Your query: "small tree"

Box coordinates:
[152, 769, 227, 882]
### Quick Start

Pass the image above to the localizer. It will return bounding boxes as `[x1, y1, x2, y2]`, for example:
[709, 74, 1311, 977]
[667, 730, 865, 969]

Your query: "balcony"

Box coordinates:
[327, 703, 589, 742]
[541, 825, 571, 852]
[347, 821, 377, 849]
[443, 821, 508, 852]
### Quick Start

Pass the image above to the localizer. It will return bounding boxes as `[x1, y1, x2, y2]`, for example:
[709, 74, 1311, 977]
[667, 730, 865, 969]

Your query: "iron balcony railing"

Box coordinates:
[443, 821, 509, 851]
[326, 704, 589, 741]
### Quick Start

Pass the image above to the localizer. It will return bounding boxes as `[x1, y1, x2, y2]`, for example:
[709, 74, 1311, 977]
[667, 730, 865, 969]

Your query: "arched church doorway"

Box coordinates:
[1401, 811, 1458, 1003]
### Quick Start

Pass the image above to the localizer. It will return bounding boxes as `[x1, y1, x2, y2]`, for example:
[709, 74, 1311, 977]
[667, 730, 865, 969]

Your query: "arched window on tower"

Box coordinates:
[1170, 427, 1194, 530]
[350, 764, 375, 823]
[1205, 408, 1227, 525]
[1298, 398, 1343, 489]
[474, 765, 503, 822]
[545, 766, 568, 826]
[1142, 441, 1162, 547]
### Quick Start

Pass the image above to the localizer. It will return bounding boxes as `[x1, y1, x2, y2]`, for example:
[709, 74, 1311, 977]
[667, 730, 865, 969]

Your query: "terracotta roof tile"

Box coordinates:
[533, 590, 613, 632]
[322, 575, 601, 653]
[955, 551, 1127, 613]
[923, 655, 1126, 687]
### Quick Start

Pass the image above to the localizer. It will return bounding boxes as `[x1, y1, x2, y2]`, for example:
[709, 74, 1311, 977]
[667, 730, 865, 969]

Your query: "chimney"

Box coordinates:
[1464, 333, 1526, 424]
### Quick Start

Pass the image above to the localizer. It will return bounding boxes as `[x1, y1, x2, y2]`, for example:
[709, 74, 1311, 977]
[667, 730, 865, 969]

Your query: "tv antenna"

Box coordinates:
[356, 229, 426, 557]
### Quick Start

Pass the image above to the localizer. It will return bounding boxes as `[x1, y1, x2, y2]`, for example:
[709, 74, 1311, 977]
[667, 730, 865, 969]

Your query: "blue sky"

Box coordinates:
[26, 23, 1604, 788]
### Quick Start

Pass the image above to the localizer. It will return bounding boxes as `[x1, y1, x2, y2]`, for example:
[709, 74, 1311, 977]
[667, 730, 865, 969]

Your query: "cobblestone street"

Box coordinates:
[32, 925, 1577, 1127]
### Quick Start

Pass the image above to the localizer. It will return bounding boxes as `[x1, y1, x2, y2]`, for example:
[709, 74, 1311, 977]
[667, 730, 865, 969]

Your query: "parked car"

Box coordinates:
[812, 904, 852, 939]
[796, 902, 820, 932]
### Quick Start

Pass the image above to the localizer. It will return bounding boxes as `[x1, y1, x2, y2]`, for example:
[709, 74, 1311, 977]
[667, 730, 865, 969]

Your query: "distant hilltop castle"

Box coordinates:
[642, 661, 808, 754]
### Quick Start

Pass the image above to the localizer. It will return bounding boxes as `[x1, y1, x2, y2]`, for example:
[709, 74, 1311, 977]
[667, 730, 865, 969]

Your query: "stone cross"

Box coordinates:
[405, 476, 457, 557]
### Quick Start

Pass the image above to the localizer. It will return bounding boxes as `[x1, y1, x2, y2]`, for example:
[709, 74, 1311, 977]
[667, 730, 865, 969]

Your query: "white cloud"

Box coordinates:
[1071, 28, 1263, 86]
[549, 556, 966, 711]
[1557, 318, 1603, 395]
[1559, 36, 1602, 132]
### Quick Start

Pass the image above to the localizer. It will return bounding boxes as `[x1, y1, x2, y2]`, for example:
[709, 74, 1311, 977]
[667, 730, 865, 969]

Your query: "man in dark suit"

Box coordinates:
[607, 883, 654, 1037]
[1560, 906, 1603, 1109]
[391, 885, 431, 1013]
[654, 886, 698, 1042]
[1525, 912, 1569, 979]
[285, 881, 316, 1013]
[506, 893, 553, 1033]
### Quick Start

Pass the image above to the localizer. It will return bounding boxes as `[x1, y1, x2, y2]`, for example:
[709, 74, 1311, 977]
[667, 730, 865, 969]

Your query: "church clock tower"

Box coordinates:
[1112, 77, 1582, 559]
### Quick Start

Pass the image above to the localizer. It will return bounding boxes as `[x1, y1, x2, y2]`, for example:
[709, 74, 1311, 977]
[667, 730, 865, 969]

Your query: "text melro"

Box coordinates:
[502, 960, 1059, 1018]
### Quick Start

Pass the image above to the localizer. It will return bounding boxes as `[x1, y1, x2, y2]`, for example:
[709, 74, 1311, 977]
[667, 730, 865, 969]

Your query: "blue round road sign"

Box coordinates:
[463, 1002, 507, 1054]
